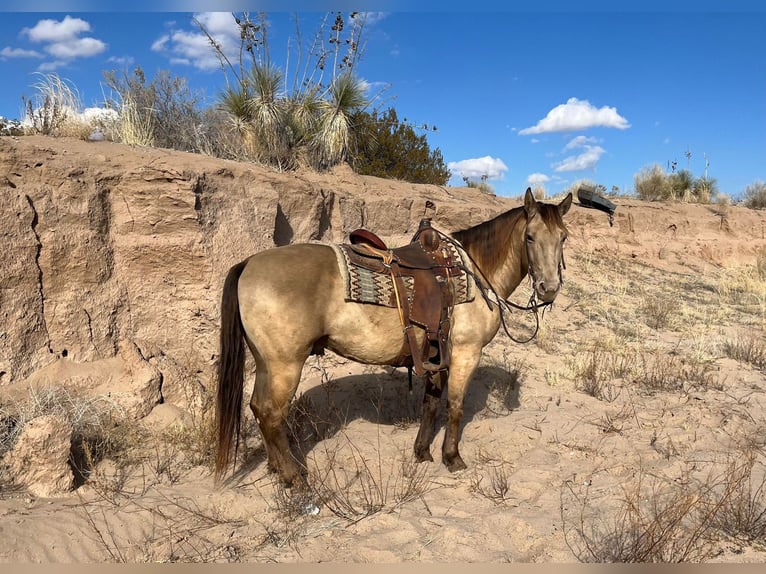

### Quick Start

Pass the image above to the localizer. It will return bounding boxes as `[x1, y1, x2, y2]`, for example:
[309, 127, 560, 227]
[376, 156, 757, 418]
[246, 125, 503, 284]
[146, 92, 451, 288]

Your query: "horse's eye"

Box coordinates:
[526, 234, 534, 243]
[562, 235, 568, 243]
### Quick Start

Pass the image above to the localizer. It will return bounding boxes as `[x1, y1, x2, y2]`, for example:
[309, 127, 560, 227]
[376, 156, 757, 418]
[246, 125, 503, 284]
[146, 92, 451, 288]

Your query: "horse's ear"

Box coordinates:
[523, 187, 538, 218]
[558, 192, 573, 217]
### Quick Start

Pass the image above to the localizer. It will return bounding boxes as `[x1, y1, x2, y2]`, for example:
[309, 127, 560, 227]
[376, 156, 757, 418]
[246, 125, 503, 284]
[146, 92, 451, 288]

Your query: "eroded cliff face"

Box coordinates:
[0, 136, 508, 412]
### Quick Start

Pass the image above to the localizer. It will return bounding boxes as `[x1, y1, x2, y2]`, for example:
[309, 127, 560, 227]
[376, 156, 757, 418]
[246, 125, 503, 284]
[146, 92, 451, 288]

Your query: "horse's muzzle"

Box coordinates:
[534, 280, 560, 303]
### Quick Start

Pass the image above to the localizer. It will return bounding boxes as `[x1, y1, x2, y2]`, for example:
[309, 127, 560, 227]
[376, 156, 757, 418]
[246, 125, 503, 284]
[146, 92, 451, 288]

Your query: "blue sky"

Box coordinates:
[0, 3, 764, 198]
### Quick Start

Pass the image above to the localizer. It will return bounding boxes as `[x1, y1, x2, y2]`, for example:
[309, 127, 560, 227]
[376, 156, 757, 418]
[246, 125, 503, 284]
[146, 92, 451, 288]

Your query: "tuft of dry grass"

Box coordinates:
[470, 450, 514, 504]
[570, 341, 634, 402]
[114, 95, 155, 147]
[710, 453, 766, 544]
[0, 385, 124, 479]
[481, 351, 525, 416]
[640, 293, 675, 330]
[722, 332, 766, 370]
[633, 351, 720, 395]
[22, 73, 92, 139]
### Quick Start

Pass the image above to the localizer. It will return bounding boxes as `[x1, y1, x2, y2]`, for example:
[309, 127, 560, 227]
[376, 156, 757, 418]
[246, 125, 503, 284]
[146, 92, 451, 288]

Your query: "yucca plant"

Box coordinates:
[311, 73, 368, 169]
[693, 176, 718, 203]
[670, 169, 695, 201]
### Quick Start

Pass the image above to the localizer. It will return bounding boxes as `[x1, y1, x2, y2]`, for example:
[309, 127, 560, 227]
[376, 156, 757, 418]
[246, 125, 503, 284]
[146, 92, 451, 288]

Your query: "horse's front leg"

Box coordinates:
[413, 371, 445, 462]
[441, 345, 481, 472]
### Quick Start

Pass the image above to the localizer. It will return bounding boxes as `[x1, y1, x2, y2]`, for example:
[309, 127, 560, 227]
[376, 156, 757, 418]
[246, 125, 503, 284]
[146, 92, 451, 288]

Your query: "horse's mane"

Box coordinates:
[451, 203, 563, 277]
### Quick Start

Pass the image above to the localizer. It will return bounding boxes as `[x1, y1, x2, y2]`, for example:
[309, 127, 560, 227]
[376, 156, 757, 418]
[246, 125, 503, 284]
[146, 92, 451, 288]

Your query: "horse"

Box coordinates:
[215, 187, 572, 486]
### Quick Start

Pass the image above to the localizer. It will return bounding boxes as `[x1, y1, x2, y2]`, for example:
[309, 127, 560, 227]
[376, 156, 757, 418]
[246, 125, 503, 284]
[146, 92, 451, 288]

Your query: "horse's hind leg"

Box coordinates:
[250, 358, 305, 486]
[413, 372, 445, 462]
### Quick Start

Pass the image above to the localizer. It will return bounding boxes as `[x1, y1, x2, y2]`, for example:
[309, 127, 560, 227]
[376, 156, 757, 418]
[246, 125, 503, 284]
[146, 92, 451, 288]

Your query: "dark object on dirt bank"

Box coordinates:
[577, 185, 616, 226]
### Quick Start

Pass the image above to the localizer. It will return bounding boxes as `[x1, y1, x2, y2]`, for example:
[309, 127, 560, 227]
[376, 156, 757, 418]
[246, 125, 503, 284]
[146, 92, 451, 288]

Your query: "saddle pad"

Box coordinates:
[331, 241, 475, 308]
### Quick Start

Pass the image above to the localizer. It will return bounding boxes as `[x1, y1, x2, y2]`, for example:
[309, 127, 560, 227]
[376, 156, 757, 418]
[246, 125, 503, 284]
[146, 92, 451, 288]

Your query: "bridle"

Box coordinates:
[439, 215, 566, 344]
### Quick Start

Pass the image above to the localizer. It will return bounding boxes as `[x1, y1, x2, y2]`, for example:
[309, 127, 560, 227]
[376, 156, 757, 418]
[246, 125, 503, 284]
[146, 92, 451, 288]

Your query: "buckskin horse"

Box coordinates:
[216, 188, 572, 485]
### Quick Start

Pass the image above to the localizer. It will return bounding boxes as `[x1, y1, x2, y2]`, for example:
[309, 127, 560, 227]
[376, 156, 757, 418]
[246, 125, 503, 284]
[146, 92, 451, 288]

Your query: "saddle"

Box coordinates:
[346, 219, 463, 376]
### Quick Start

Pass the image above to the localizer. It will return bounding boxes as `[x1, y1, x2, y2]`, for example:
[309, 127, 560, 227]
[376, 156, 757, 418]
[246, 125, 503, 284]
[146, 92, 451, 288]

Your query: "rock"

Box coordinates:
[3, 414, 74, 497]
[18, 340, 162, 422]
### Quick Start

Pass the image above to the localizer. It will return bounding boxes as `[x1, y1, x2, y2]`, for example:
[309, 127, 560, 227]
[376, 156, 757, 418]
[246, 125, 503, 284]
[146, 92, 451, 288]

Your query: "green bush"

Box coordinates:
[634, 164, 717, 203]
[350, 107, 451, 185]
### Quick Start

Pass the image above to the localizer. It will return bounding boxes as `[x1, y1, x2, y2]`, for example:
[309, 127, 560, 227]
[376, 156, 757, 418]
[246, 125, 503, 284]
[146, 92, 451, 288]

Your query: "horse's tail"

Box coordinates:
[215, 259, 249, 481]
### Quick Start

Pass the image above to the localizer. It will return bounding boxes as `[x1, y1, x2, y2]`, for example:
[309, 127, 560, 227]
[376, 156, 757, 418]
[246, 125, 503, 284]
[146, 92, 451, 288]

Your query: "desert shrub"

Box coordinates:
[692, 176, 718, 203]
[571, 347, 633, 402]
[710, 453, 766, 544]
[0, 116, 23, 135]
[641, 293, 675, 330]
[635, 164, 672, 201]
[351, 107, 451, 185]
[743, 181, 766, 209]
[634, 164, 716, 203]
[633, 352, 718, 394]
[470, 451, 514, 504]
[103, 67, 211, 152]
[633, 166, 663, 200]
[465, 179, 495, 194]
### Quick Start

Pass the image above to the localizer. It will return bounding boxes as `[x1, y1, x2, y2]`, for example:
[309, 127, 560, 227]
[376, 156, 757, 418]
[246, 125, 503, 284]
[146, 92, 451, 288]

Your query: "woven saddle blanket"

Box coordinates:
[331, 240, 475, 308]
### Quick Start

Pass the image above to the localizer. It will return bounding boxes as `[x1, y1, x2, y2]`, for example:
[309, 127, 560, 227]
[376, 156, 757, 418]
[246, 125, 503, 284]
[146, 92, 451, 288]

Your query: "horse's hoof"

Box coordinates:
[414, 448, 434, 463]
[445, 456, 467, 472]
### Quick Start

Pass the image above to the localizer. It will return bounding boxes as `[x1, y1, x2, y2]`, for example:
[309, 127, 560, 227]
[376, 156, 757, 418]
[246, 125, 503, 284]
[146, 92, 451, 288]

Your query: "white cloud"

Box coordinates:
[23, 16, 91, 43]
[20, 15, 106, 67]
[152, 12, 240, 72]
[564, 135, 599, 151]
[151, 35, 169, 52]
[361, 12, 389, 26]
[448, 156, 508, 180]
[46, 37, 106, 59]
[107, 55, 135, 67]
[527, 173, 550, 185]
[553, 145, 606, 172]
[519, 97, 630, 135]
[0, 46, 43, 59]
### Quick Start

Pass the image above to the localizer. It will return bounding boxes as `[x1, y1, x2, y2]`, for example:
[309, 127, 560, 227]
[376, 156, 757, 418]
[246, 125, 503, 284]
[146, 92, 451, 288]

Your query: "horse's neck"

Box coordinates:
[478, 223, 527, 299]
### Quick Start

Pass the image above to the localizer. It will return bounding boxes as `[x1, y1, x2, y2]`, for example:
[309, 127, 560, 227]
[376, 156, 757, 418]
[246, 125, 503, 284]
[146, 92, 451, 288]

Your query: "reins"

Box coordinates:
[434, 226, 560, 345]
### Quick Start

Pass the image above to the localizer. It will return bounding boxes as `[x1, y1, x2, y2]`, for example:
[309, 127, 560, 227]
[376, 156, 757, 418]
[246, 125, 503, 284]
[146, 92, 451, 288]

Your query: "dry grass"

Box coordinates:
[22, 73, 92, 139]
[481, 351, 525, 416]
[470, 450, 514, 504]
[570, 339, 634, 402]
[565, 474, 720, 562]
[113, 95, 155, 147]
[0, 385, 125, 484]
[722, 331, 766, 370]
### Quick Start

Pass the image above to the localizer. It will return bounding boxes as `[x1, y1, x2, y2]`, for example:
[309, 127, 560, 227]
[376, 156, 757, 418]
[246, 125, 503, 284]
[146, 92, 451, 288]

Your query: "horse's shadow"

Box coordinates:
[227, 364, 522, 484]
[282, 364, 521, 469]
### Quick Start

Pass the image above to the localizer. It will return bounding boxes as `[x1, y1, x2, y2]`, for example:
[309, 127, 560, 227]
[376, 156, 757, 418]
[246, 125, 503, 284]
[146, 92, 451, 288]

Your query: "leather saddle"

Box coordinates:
[346, 219, 463, 376]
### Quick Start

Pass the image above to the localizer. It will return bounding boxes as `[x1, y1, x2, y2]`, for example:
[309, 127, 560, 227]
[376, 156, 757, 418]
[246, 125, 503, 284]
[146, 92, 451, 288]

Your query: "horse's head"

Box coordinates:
[522, 187, 572, 303]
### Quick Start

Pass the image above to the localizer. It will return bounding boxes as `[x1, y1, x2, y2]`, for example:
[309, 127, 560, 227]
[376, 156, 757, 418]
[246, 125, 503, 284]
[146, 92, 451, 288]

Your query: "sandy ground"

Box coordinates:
[3, 161, 766, 562]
